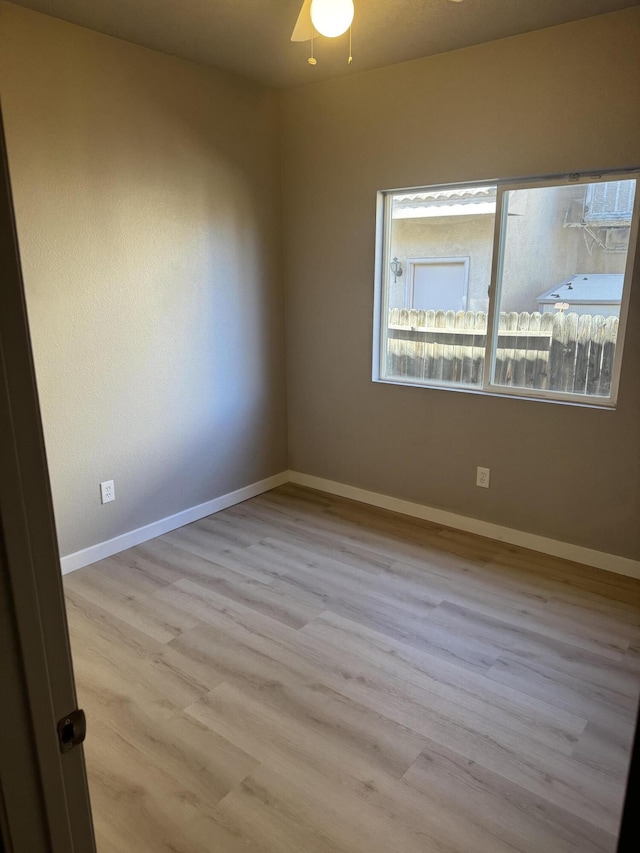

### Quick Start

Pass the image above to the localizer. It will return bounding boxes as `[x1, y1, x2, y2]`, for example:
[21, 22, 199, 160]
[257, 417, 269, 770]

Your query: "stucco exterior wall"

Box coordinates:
[390, 215, 494, 311]
[390, 184, 629, 315]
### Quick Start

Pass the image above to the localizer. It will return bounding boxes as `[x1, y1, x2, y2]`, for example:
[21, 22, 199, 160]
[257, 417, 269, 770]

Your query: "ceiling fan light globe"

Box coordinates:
[310, 0, 354, 38]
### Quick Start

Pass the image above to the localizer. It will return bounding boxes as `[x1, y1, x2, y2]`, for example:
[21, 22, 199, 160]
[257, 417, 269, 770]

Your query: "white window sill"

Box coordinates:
[372, 375, 617, 410]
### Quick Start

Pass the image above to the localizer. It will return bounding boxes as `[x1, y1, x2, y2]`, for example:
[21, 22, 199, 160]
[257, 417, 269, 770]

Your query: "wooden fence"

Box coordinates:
[386, 308, 618, 396]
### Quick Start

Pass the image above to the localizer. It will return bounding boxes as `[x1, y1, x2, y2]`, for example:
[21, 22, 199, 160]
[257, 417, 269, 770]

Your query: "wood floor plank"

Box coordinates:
[68, 600, 212, 711]
[75, 658, 256, 804]
[300, 611, 588, 754]
[226, 500, 395, 573]
[66, 563, 200, 643]
[440, 589, 633, 658]
[63, 484, 640, 852]
[148, 546, 324, 629]
[167, 587, 507, 752]
[490, 547, 640, 607]
[386, 554, 640, 627]
[487, 654, 640, 729]
[258, 487, 478, 567]
[403, 744, 618, 853]
[161, 522, 248, 567]
[426, 599, 633, 675]
[66, 554, 171, 598]
[373, 564, 639, 664]
[169, 598, 622, 831]
[84, 717, 268, 853]
[215, 751, 525, 853]
[244, 539, 498, 671]
[571, 720, 636, 779]
[185, 678, 427, 783]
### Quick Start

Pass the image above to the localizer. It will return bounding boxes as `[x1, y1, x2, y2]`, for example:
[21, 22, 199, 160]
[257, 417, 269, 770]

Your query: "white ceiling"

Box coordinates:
[8, 0, 638, 89]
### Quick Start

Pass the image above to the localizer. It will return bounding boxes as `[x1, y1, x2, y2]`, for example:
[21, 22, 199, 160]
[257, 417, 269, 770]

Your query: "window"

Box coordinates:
[374, 173, 639, 406]
[584, 180, 635, 223]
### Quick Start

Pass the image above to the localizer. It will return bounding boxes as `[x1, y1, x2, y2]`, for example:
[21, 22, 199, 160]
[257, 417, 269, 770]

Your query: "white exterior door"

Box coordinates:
[407, 257, 469, 311]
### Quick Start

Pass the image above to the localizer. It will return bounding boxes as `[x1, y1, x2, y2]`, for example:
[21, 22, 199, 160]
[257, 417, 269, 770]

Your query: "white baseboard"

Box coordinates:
[288, 471, 640, 580]
[61, 467, 640, 580]
[60, 471, 289, 575]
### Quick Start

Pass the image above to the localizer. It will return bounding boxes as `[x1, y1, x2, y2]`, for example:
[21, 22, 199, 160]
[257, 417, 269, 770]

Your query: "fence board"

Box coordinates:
[442, 311, 456, 382]
[598, 316, 618, 397]
[386, 308, 617, 398]
[494, 313, 506, 385]
[513, 312, 530, 387]
[525, 312, 541, 389]
[474, 311, 487, 385]
[461, 310, 475, 384]
[432, 310, 446, 382]
[573, 314, 592, 395]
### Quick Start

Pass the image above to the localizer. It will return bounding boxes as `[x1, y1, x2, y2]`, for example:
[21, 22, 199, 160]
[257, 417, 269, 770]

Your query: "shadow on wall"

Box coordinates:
[1, 4, 286, 558]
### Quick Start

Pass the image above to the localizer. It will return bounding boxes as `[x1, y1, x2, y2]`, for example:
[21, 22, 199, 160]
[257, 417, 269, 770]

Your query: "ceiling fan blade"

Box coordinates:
[291, 0, 313, 42]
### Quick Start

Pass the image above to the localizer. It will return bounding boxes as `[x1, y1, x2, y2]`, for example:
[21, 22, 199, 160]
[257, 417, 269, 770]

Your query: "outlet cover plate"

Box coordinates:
[100, 480, 115, 504]
[476, 467, 490, 488]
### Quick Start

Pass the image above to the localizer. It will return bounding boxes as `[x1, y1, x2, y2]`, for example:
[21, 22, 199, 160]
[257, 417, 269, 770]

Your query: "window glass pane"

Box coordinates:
[382, 185, 496, 386]
[490, 179, 636, 398]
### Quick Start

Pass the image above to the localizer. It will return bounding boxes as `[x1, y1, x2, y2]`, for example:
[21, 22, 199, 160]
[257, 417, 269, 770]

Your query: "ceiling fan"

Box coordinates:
[291, 0, 355, 65]
[291, 0, 464, 66]
[291, 0, 353, 42]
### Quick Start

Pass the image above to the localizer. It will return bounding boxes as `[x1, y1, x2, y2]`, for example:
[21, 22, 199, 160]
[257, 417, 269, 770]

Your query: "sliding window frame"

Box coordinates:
[482, 171, 640, 408]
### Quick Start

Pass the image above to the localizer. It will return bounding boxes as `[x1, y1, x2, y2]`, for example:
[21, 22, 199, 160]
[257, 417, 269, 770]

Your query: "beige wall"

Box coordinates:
[1, 3, 287, 557]
[281, 8, 640, 560]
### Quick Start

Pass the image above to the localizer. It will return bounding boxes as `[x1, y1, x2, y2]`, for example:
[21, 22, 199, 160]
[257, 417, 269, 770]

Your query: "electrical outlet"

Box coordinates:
[100, 480, 115, 504]
[476, 467, 490, 489]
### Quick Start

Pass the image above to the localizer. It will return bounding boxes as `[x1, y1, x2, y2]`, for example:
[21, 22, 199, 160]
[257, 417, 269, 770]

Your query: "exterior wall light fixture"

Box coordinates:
[390, 257, 403, 284]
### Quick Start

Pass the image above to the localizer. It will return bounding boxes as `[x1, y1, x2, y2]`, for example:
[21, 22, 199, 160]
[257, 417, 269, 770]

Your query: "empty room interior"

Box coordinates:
[2, 0, 640, 850]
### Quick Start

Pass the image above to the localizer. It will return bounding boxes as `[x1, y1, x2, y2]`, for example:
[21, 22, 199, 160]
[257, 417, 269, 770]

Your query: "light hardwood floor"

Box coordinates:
[64, 484, 640, 853]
